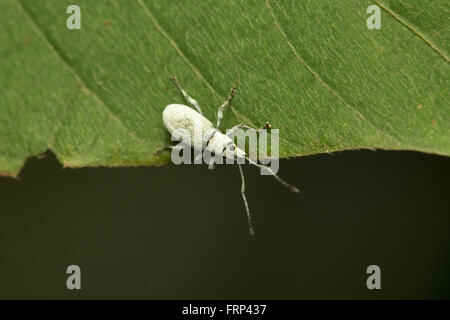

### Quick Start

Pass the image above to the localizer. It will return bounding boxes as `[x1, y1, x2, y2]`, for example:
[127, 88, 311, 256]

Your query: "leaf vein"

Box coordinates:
[265, 0, 402, 145]
[135, 0, 257, 128]
[13, 0, 147, 148]
[374, 0, 449, 63]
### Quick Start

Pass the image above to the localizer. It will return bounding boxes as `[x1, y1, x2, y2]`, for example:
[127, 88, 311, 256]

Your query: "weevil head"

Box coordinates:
[208, 132, 246, 161]
[223, 141, 246, 161]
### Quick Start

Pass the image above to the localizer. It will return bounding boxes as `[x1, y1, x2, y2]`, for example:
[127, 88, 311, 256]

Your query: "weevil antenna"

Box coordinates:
[245, 157, 300, 193]
[238, 164, 255, 236]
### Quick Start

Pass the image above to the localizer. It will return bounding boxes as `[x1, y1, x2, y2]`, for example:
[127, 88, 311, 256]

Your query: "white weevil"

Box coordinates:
[157, 77, 299, 236]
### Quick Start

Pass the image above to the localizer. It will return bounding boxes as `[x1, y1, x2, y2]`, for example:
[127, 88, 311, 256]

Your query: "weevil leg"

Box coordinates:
[238, 164, 255, 236]
[194, 149, 203, 164]
[208, 161, 216, 170]
[247, 157, 300, 194]
[171, 76, 202, 114]
[216, 86, 237, 129]
[154, 145, 173, 155]
[261, 121, 271, 130]
[226, 122, 271, 138]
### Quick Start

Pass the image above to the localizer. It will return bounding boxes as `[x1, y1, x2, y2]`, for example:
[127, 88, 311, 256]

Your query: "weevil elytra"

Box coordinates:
[157, 76, 299, 236]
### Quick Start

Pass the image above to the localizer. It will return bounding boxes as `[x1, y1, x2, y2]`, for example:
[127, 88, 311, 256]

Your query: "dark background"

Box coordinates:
[0, 150, 449, 299]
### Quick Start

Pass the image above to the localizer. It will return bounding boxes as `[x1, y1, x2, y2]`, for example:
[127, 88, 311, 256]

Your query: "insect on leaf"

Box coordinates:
[1, 0, 449, 176]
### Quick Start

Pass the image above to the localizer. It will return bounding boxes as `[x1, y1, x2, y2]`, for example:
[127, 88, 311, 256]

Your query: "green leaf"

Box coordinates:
[1, 0, 449, 177]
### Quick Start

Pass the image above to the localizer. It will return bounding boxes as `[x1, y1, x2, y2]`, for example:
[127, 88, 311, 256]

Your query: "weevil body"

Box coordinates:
[163, 103, 246, 162]
[158, 77, 299, 236]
